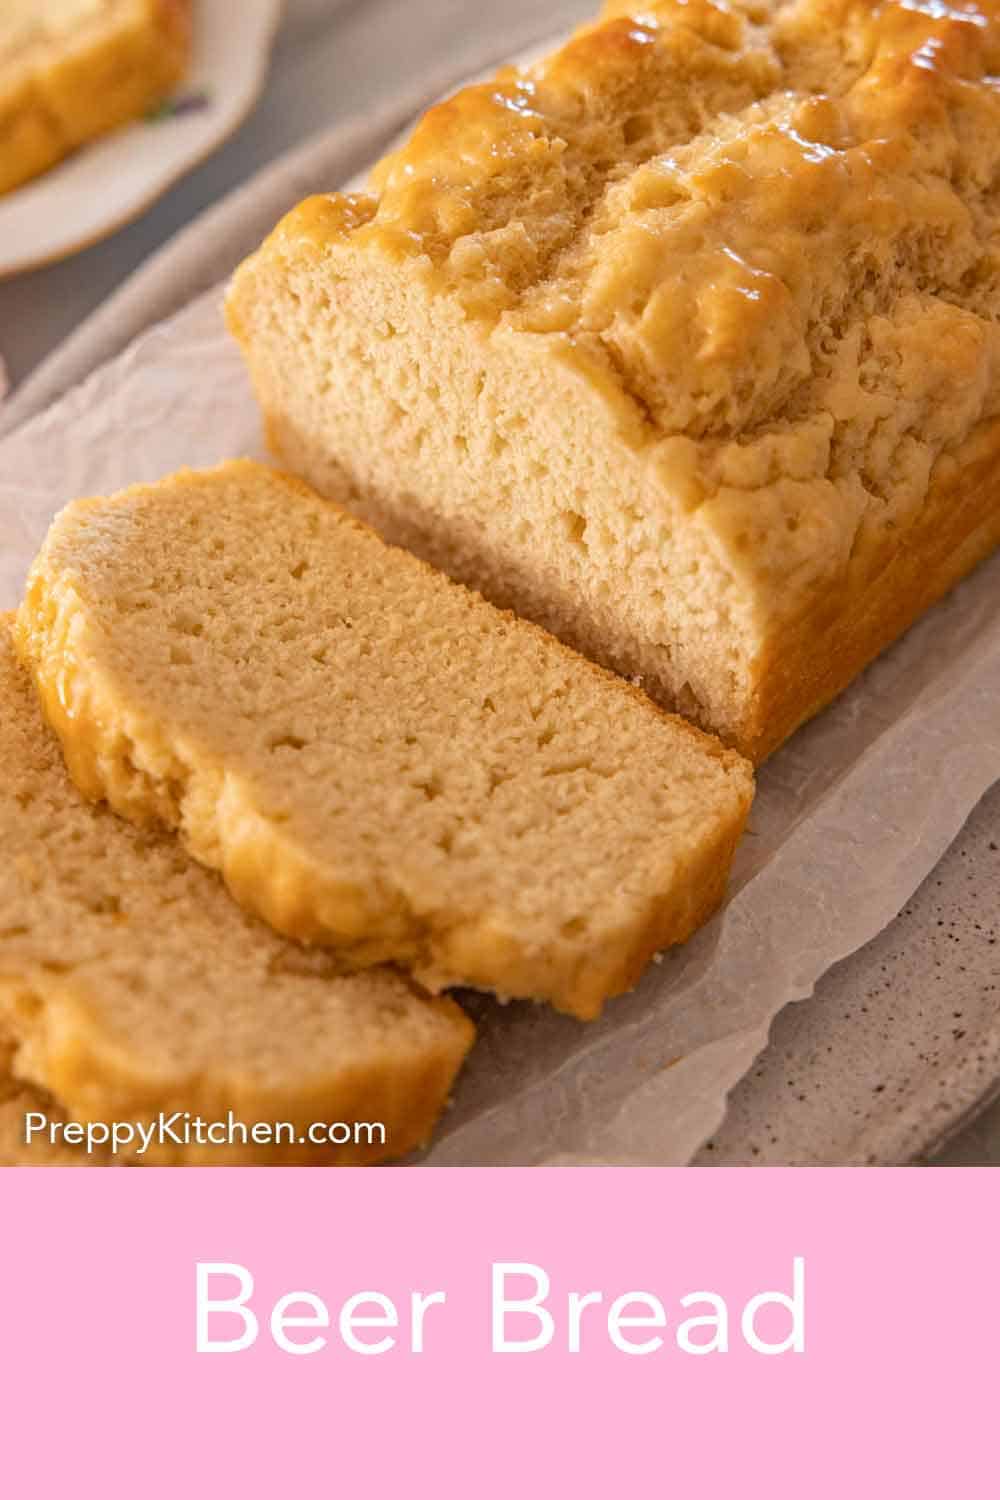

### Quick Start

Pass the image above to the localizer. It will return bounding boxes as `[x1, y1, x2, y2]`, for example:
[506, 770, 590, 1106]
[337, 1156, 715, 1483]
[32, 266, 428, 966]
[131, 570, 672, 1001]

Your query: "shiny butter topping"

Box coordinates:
[270, 0, 1000, 577]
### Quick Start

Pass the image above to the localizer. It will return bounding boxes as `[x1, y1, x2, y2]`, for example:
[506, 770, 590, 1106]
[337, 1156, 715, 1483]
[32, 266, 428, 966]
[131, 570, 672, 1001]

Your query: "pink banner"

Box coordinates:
[2, 1168, 993, 1493]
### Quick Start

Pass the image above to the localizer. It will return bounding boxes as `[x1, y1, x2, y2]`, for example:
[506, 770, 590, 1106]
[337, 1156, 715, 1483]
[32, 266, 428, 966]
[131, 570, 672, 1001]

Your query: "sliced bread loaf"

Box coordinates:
[0, 621, 473, 1165]
[16, 461, 753, 1020]
[0, 0, 192, 196]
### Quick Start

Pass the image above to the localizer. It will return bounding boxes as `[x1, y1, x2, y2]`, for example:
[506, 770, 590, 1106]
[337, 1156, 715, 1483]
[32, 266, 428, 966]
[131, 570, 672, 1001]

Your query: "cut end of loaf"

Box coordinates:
[227, 238, 764, 755]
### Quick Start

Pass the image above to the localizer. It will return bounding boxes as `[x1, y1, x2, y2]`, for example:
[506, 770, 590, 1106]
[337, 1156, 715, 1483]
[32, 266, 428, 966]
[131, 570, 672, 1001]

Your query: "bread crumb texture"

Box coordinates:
[0, 621, 473, 1165]
[16, 462, 753, 1019]
[0, 0, 192, 195]
[228, 0, 1000, 757]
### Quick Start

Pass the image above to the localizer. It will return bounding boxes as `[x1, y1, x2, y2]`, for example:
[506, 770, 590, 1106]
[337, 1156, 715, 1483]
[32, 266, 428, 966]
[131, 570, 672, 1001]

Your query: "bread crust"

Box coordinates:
[743, 419, 1000, 761]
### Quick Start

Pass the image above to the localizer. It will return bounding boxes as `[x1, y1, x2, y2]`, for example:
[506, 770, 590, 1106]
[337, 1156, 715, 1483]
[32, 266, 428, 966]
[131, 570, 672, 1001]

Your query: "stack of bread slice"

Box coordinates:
[0, 616, 474, 1166]
[1, 460, 752, 1165]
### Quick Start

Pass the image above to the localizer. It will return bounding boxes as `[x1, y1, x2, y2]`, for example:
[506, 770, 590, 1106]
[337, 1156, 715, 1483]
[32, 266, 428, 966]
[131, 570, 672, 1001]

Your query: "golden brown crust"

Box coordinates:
[743, 418, 1000, 761]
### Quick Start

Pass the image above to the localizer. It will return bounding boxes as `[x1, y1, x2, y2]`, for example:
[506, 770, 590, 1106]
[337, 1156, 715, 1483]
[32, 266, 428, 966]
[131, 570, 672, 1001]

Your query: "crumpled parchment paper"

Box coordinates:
[0, 287, 997, 1165]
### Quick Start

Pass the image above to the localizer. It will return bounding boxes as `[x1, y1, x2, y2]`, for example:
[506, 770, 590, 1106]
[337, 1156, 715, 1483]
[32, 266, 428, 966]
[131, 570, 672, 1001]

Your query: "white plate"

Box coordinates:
[0, 0, 284, 280]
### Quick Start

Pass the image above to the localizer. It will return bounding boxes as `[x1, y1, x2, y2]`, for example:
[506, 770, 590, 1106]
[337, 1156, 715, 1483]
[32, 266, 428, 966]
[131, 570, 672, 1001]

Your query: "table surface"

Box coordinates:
[3, 0, 997, 1165]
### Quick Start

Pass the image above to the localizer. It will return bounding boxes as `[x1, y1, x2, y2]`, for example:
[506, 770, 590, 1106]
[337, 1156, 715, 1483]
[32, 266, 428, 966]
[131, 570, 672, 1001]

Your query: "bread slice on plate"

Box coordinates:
[0, 621, 473, 1166]
[16, 460, 753, 1021]
[227, 0, 1000, 762]
[0, 0, 192, 196]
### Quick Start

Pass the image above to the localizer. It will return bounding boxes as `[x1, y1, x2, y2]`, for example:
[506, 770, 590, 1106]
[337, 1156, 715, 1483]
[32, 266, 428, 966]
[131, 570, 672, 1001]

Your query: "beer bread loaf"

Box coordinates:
[227, 0, 1000, 761]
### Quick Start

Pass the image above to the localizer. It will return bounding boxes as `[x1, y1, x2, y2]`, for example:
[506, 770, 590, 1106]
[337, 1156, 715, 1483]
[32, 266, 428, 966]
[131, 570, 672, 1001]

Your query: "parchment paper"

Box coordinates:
[1, 286, 997, 1165]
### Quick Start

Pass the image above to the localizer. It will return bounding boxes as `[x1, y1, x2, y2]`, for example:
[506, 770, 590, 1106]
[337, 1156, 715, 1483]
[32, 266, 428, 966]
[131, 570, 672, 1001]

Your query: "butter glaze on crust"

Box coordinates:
[228, 0, 1000, 759]
[0, 0, 192, 196]
[0, 620, 473, 1165]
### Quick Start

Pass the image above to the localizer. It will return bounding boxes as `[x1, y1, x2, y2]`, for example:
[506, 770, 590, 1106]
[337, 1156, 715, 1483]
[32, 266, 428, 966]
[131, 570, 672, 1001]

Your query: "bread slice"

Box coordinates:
[0, 621, 473, 1166]
[0, 0, 191, 196]
[226, 0, 1000, 762]
[16, 461, 753, 1021]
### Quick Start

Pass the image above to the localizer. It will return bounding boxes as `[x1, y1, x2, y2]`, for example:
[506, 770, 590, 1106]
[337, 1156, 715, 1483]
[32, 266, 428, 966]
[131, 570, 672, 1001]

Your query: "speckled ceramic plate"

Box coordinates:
[0, 0, 284, 280]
